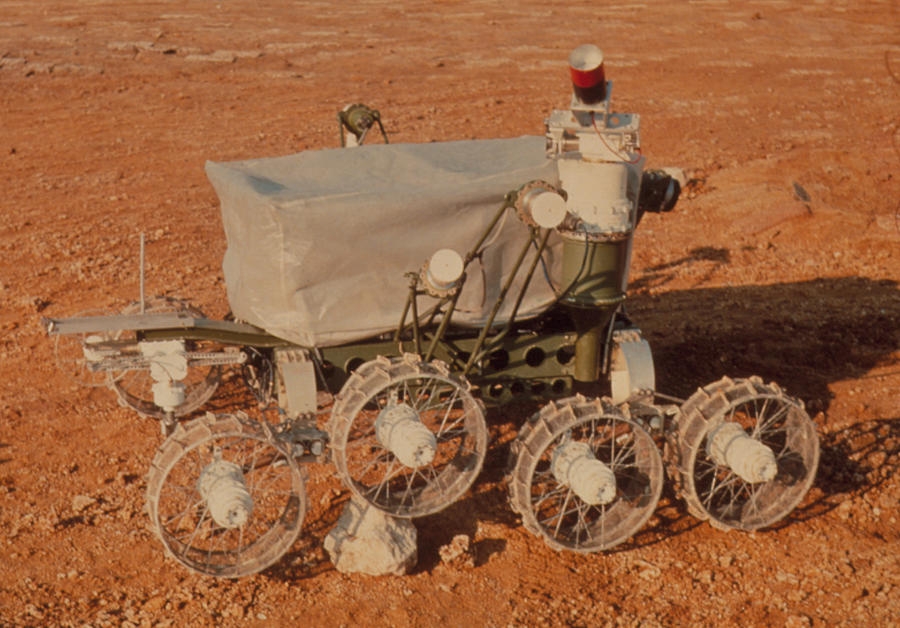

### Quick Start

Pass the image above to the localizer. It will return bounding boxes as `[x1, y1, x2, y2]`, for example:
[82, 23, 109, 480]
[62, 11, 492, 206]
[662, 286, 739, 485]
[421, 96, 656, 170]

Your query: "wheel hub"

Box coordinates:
[375, 402, 437, 468]
[706, 420, 778, 484]
[197, 458, 254, 528]
[551, 438, 617, 505]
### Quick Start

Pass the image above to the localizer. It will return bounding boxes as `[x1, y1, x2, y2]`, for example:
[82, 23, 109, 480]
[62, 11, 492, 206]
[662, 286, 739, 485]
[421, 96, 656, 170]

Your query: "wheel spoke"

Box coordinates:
[435, 389, 461, 436]
[163, 497, 205, 527]
[753, 402, 791, 439]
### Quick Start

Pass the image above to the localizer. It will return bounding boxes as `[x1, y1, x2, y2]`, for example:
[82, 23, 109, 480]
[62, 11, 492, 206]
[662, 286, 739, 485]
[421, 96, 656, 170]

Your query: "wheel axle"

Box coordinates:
[706, 420, 777, 484]
[375, 403, 437, 468]
[550, 439, 617, 505]
[197, 459, 254, 529]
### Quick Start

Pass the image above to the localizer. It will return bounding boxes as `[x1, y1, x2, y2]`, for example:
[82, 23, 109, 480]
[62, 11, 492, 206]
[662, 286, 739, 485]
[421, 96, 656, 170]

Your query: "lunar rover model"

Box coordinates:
[45, 45, 820, 578]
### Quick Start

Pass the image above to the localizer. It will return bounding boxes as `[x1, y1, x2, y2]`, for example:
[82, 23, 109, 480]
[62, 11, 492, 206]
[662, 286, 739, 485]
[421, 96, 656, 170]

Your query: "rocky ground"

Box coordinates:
[1, 0, 898, 626]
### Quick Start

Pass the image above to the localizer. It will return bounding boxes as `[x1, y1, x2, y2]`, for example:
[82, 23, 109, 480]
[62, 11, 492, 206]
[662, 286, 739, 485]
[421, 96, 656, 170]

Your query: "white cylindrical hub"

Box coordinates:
[375, 403, 437, 468]
[551, 440, 617, 505]
[558, 157, 636, 233]
[152, 380, 185, 412]
[707, 421, 778, 483]
[197, 459, 254, 528]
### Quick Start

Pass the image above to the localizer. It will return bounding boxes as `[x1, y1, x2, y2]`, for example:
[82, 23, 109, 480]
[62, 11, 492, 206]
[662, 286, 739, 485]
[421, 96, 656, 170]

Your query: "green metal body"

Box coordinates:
[319, 329, 577, 403]
[559, 236, 631, 382]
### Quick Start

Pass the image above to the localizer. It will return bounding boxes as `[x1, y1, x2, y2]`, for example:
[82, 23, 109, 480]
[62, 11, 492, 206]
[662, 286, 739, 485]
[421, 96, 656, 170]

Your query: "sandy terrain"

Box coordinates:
[1, 0, 898, 625]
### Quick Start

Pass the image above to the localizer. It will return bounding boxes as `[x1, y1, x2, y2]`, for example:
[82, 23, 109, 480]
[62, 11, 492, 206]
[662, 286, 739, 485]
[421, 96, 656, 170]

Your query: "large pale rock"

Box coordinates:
[323, 499, 417, 576]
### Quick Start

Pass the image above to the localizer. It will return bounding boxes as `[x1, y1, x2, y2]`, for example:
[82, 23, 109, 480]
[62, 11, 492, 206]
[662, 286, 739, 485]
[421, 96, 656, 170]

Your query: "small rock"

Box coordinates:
[223, 603, 244, 618]
[787, 589, 806, 602]
[319, 487, 341, 507]
[24, 603, 42, 619]
[72, 495, 96, 512]
[438, 534, 475, 567]
[785, 614, 812, 628]
[184, 50, 236, 63]
[143, 596, 165, 613]
[323, 499, 417, 576]
[31, 296, 51, 312]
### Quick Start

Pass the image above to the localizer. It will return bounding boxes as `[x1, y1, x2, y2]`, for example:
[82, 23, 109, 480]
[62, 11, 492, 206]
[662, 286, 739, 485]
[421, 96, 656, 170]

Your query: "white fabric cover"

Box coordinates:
[206, 136, 562, 347]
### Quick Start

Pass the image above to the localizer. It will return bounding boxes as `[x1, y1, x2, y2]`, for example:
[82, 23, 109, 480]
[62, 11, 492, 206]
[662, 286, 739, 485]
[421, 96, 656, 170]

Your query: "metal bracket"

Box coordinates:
[275, 348, 318, 418]
[609, 327, 655, 404]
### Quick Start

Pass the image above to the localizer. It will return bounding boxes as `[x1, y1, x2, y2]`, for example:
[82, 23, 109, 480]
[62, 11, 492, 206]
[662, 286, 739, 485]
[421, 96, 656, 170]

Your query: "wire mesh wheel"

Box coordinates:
[329, 354, 488, 518]
[146, 413, 306, 577]
[667, 376, 819, 531]
[110, 296, 222, 419]
[508, 395, 664, 552]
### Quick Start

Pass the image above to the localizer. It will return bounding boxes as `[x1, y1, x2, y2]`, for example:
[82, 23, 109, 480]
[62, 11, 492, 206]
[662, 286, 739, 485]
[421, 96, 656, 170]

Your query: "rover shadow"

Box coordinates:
[462, 276, 899, 549]
[786, 415, 900, 523]
[628, 276, 899, 407]
[607, 491, 702, 553]
[200, 371, 261, 416]
[264, 473, 350, 582]
[634, 246, 731, 287]
[414, 484, 513, 572]
[630, 275, 898, 530]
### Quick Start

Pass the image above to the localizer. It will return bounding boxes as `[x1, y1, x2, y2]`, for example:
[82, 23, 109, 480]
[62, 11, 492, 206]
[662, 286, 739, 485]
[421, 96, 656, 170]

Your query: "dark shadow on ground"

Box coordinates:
[788, 415, 900, 523]
[628, 276, 899, 408]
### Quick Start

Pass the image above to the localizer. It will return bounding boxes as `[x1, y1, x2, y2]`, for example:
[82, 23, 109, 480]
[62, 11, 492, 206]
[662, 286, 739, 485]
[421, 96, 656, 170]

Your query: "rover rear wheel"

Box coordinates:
[508, 396, 664, 552]
[329, 354, 488, 518]
[111, 296, 222, 419]
[667, 376, 819, 531]
[146, 413, 306, 577]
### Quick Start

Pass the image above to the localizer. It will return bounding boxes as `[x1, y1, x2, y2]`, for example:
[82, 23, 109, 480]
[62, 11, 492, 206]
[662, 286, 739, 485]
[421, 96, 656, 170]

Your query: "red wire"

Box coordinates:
[591, 111, 643, 164]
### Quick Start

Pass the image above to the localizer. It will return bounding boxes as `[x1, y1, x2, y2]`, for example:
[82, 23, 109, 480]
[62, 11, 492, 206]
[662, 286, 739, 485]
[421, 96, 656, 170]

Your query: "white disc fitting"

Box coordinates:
[523, 188, 567, 229]
[424, 249, 464, 292]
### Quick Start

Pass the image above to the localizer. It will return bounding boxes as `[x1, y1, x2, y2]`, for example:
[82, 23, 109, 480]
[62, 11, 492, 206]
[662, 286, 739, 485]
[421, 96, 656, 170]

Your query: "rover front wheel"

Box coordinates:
[146, 413, 306, 577]
[111, 296, 222, 419]
[667, 376, 819, 531]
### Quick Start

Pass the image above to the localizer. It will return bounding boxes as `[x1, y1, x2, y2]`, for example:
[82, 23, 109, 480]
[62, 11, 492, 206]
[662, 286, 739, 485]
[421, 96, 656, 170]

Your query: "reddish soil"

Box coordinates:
[1, 1, 898, 626]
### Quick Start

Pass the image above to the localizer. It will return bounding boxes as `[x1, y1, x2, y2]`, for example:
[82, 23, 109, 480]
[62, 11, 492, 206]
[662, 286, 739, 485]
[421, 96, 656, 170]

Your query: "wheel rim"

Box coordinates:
[330, 356, 488, 518]
[147, 415, 305, 577]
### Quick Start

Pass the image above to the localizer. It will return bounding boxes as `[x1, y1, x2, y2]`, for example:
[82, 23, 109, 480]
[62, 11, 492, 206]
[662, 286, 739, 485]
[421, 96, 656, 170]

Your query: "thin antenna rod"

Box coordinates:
[139, 232, 146, 314]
